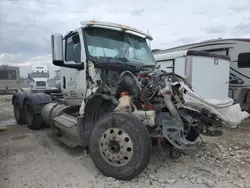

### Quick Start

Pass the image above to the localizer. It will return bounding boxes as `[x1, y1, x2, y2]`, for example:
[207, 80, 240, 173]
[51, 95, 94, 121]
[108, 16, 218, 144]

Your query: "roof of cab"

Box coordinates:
[80, 20, 153, 40]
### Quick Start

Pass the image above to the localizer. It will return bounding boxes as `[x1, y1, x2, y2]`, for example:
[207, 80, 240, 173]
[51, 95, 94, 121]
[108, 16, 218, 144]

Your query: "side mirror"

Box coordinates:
[28, 73, 34, 82]
[51, 33, 64, 66]
[51, 33, 84, 70]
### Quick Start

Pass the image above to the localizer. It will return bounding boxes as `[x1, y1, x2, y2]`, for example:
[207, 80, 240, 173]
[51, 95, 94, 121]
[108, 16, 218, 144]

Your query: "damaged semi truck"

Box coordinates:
[12, 21, 249, 180]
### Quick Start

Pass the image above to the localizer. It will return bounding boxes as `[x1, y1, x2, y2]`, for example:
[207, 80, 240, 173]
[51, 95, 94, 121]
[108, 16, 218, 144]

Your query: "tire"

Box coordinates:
[24, 101, 43, 130]
[89, 112, 152, 180]
[13, 100, 26, 124]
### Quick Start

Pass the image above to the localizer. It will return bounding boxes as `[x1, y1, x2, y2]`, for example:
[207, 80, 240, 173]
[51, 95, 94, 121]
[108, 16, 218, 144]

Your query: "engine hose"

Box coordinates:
[159, 72, 184, 80]
[119, 70, 141, 90]
[117, 75, 141, 103]
[159, 72, 191, 87]
[163, 94, 185, 138]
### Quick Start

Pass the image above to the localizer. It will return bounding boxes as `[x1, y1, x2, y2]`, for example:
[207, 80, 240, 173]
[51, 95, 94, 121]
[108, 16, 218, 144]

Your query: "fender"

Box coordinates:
[83, 94, 117, 146]
[12, 92, 32, 110]
[23, 93, 52, 114]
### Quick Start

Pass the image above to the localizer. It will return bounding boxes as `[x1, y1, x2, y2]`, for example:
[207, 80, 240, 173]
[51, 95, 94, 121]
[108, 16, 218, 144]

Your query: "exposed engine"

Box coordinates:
[111, 67, 248, 150]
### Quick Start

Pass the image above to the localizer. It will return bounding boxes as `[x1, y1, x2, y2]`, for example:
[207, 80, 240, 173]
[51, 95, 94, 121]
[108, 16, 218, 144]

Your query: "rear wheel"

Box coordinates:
[89, 112, 152, 180]
[24, 101, 43, 130]
[13, 100, 26, 124]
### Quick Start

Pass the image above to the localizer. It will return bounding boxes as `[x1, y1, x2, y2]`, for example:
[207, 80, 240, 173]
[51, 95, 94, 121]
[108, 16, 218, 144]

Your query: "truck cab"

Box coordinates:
[52, 20, 155, 105]
[12, 21, 249, 181]
[29, 64, 50, 92]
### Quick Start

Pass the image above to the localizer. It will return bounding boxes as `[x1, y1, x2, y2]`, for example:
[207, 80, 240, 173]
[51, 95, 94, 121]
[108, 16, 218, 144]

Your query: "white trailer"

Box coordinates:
[29, 64, 50, 92]
[153, 50, 231, 100]
[154, 38, 250, 112]
[0, 65, 20, 94]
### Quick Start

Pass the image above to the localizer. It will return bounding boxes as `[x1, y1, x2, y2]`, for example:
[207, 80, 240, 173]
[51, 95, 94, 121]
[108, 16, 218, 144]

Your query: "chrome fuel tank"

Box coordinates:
[41, 103, 69, 128]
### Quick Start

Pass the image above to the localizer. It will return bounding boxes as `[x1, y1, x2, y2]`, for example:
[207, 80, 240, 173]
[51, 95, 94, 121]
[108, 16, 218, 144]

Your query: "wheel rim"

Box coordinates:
[100, 128, 134, 167]
[14, 104, 20, 120]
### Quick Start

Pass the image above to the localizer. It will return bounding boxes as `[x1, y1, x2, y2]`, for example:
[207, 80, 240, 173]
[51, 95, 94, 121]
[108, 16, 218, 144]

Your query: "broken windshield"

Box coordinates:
[84, 27, 155, 66]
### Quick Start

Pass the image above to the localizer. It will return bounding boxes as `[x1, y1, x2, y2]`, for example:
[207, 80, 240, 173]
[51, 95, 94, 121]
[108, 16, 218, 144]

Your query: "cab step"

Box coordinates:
[53, 113, 84, 147]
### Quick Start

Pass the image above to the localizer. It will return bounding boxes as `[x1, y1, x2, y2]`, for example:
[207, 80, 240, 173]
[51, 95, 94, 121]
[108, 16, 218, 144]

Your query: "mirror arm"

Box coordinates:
[54, 62, 84, 70]
[64, 64, 84, 70]
[28, 77, 35, 82]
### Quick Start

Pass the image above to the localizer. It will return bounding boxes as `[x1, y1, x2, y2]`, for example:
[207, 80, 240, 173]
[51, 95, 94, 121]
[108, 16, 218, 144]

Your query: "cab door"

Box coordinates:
[61, 28, 87, 106]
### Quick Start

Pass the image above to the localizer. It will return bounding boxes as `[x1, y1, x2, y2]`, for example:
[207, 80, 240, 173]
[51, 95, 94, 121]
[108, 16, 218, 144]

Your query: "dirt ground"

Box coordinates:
[0, 95, 250, 188]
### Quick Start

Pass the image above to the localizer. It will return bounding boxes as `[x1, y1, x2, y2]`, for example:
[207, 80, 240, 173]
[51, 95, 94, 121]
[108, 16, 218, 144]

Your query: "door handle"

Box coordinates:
[63, 76, 66, 89]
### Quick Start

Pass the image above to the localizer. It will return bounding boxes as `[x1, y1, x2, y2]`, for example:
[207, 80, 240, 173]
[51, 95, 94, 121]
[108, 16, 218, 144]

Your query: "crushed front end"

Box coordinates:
[113, 67, 249, 151]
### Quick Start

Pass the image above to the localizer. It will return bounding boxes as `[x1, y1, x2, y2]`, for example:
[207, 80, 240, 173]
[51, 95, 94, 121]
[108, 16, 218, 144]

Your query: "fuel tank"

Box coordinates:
[41, 102, 69, 128]
[41, 102, 84, 147]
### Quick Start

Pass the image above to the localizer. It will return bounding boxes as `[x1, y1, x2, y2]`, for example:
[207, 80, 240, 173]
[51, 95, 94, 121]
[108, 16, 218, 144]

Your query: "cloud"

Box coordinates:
[0, 53, 55, 77]
[230, 1, 250, 12]
[204, 26, 228, 35]
[0, 0, 250, 75]
[232, 22, 250, 36]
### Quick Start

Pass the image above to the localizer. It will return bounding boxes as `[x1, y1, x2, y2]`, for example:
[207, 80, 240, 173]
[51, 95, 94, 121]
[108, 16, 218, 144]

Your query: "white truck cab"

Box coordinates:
[29, 64, 50, 92]
[11, 21, 249, 181]
[52, 20, 154, 106]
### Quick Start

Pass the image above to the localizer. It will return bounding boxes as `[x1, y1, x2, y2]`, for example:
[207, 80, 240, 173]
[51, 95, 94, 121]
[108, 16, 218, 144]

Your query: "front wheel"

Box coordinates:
[89, 112, 152, 180]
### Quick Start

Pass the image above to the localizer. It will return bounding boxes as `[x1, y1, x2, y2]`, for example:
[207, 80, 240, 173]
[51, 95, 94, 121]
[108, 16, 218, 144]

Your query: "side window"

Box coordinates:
[65, 33, 81, 63]
[204, 49, 228, 55]
[0, 70, 16, 80]
[238, 53, 250, 68]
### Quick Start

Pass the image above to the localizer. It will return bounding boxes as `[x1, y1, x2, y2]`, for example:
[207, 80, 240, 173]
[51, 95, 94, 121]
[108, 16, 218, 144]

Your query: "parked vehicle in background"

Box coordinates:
[155, 38, 250, 112]
[0, 65, 20, 94]
[29, 64, 50, 92]
[153, 50, 231, 100]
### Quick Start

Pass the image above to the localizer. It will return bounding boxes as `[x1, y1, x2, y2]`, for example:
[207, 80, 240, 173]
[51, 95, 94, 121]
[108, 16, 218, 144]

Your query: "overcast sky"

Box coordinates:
[0, 0, 250, 77]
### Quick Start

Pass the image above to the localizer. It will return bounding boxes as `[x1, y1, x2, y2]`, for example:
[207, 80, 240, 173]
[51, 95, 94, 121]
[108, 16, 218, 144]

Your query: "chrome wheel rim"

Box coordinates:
[100, 128, 134, 166]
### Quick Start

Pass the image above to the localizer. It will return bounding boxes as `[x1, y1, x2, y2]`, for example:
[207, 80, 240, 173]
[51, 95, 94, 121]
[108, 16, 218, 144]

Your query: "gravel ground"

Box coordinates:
[0, 95, 250, 188]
